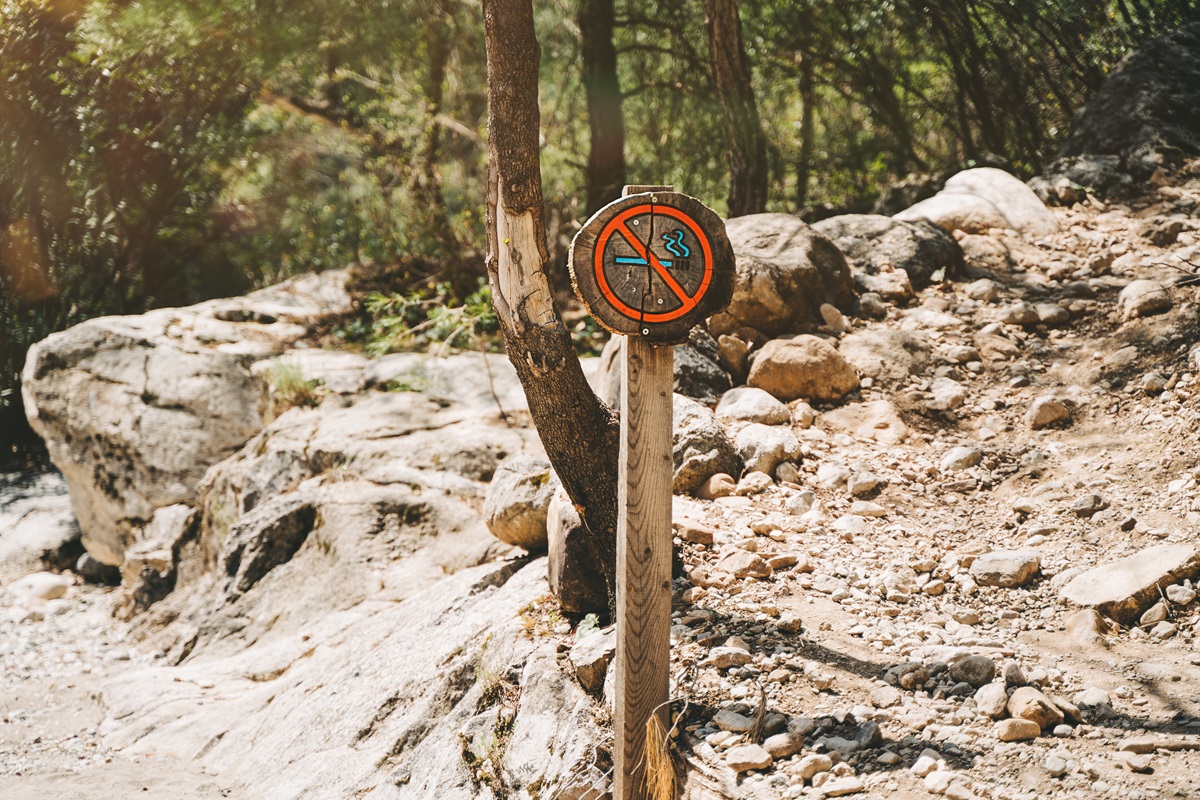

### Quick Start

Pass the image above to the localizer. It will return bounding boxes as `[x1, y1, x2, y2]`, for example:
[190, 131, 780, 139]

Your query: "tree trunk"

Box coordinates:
[794, 50, 815, 211]
[704, 0, 768, 217]
[482, 0, 621, 610]
[578, 0, 627, 217]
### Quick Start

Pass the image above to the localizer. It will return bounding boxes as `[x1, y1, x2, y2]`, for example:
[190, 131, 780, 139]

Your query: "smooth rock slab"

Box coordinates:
[971, 550, 1040, 588]
[1059, 544, 1200, 624]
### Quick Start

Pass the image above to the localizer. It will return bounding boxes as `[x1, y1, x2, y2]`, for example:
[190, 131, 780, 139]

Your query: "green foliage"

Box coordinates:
[364, 279, 500, 355]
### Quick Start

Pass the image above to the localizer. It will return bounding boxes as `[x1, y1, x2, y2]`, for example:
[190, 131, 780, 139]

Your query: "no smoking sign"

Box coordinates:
[569, 190, 734, 344]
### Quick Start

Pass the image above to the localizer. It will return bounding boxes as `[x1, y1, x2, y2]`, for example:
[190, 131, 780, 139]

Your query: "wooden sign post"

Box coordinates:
[570, 185, 734, 800]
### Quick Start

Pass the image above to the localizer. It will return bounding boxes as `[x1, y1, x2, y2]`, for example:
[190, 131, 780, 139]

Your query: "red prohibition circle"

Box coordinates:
[593, 204, 714, 324]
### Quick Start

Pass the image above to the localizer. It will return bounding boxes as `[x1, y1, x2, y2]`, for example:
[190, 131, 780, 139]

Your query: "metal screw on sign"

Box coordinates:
[569, 185, 734, 800]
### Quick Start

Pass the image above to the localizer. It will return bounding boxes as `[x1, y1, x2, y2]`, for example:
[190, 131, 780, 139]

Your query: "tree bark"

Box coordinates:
[704, 0, 768, 217]
[482, 0, 621, 611]
[579, 0, 627, 217]
[794, 50, 815, 211]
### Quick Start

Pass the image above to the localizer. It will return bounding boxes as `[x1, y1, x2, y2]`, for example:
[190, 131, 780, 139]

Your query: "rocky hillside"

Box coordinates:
[6, 36, 1200, 795]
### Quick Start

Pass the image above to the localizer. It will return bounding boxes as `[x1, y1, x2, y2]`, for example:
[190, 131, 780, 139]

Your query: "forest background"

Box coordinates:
[1, 0, 1197, 464]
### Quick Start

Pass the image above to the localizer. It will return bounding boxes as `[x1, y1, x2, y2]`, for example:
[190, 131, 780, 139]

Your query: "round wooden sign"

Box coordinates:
[569, 191, 734, 344]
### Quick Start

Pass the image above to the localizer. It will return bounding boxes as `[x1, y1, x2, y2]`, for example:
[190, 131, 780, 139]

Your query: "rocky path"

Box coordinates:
[0, 565, 240, 800]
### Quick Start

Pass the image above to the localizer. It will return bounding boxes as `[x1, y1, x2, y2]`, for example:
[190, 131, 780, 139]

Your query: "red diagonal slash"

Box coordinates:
[615, 221, 698, 313]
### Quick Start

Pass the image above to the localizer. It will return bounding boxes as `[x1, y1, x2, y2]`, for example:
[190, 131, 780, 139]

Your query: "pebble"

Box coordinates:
[1027, 397, 1071, 429]
[796, 752, 833, 780]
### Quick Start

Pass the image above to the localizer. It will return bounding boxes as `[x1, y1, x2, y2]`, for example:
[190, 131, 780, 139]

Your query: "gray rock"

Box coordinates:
[0, 472, 82, 582]
[812, 213, 964, 294]
[1027, 397, 1071, 429]
[763, 731, 805, 759]
[974, 682, 1009, 718]
[22, 270, 353, 566]
[838, 330, 932, 387]
[820, 400, 909, 445]
[950, 655, 996, 688]
[547, 489, 607, 614]
[1071, 494, 1108, 518]
[222, 495, 317, 598]
[725, 743, 773, 773]
[717, 549, 773, 579]
[1118, 280, 1172, 320]
[716, 387, 790, 425]
[735, 423, 802, 476]
[569, 627, 615, 693]
[1167, 584, 1197, 605]
[897, 168, 1059, 236]
[672, 395, 742, 494]
[941, 446, 982, 473]
[747, 335, 860, 403]
[711, 214, 857, 337]
[971, 550, 1040, 588]
[713, 708, 757, 733]
[995, 718, 1041, 741]
[674, 327, 734, 406]
[117, 504, 195, 617]
[1140, 601, 1168, 626]
[483, 456, 560, 551]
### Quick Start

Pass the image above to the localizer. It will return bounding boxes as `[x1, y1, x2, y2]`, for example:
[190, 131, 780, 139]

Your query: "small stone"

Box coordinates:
[703, 647, 753, 669]
[870, 684, 902, 709]
[716, 387, 791, 425]
[1151, 621, 1177, 639]
[796, 753, 834, 780]
[1002, 661, 1026, 686]
[569, 627, 616, 693]
[1071, 494, 1108, 519]
[940, 446, 982, 473]
[1140, 601, 1168, 626]
[846, 473, 880, 496]
[717, 550, 772, 579]
[970, 550, 1040, 588]
[821, 777, 865, 797]
[1044, 754, 1068, 777]
[1027, 397, 1070, 429]
[974, 682, 1009, 719]
[1036, 303, 1070, 326]
[849, 501, 886, 518]
[995, 718, 1041, 741]
[8, 571, 72, 601]
[911, 754, 939, 777]
[1008, 687, 1065, 730]
[674, 519, 716, 546]
[1001, 301, 1040, 325]
[928, 377, 967, 411]
[713, 709, 757, 733]
[950, 655, 996, 688]
[735, 471, 775, 496]
[763, 732, 805, 759]
[1052, 724, 1074, 738]
[1118, 279, 1171, 320]
[1167, 584, 1196, 605]
[877, 751, 900, 766]
[1116, 752, 1153, 773]
[698, 473, 736, 499]
[726, 743, 773, 773]
[1118, 737, 1157, 754]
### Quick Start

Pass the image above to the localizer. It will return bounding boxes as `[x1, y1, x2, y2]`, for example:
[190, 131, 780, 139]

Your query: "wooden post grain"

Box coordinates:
[614, 334, 674, 800]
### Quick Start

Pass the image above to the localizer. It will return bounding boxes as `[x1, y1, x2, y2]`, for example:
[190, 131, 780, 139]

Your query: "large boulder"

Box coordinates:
[1059, 544, 1200, 624]
[746, 335, 859, 403]
[673, 394, 742, 493]
[593, 328, 732, 407]
[21, 270, 354, 566]
[812, 214, 964, 295]
[484, 456, 560, 552]
[547, 488, 607, 614]
[1058, 23, 1200, 182]
[710, 214, 857, 337]
[896, 168, 1059, 237]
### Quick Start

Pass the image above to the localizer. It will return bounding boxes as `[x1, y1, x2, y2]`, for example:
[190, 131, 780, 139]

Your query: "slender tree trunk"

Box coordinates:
[704, 0, 768, 216]
[482, 0, 620, 611]
[794, 50, 815, 211]
[578, 0, 627, 217]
